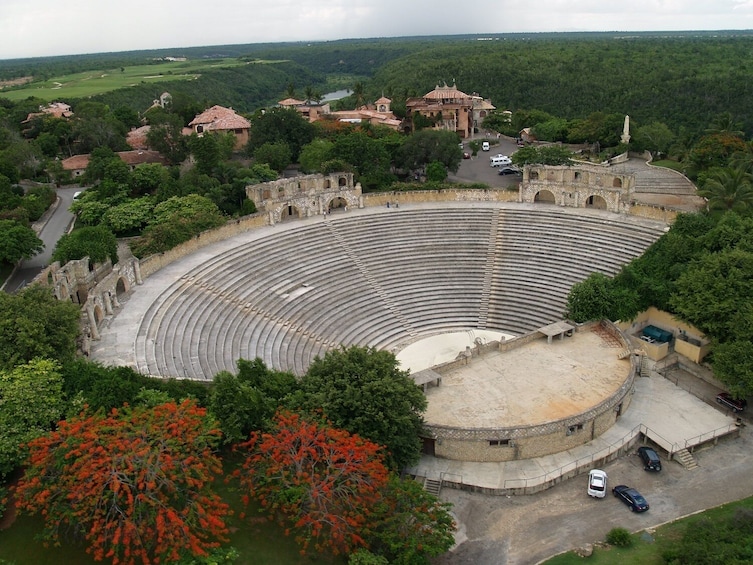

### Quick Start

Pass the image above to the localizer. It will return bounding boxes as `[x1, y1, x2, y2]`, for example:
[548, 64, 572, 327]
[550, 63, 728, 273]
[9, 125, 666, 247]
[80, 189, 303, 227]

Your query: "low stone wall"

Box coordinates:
[362, 188, 519, 208]
[139, 213, 267, 279]
[627, 203, 678, 223]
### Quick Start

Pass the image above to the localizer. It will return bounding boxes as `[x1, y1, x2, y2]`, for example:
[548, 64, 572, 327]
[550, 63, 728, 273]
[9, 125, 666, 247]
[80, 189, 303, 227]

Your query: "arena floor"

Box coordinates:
[420, 327, 630, 429]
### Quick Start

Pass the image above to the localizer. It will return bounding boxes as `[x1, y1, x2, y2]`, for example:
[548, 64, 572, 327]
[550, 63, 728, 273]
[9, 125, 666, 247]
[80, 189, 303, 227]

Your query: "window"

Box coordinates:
[567, 423, 584, 435]
[489, 439, 511, 446]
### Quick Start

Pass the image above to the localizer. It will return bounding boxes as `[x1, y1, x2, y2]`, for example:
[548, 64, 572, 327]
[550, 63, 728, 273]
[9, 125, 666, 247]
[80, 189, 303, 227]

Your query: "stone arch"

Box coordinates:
[585, 194, 608, 210]
[280, 204, 302, 221]
[338, 176, 347, 187]
[327, 196, 348, 211]
[613, 177, 623, 188]
[534, 190, 557, 204]
[116, 276, 129, 297]
[530, 170, 539, 180]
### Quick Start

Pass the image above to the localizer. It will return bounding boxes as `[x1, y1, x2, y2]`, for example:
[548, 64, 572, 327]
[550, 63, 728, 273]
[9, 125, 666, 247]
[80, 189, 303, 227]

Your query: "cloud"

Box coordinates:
[1, 0, 752, 60]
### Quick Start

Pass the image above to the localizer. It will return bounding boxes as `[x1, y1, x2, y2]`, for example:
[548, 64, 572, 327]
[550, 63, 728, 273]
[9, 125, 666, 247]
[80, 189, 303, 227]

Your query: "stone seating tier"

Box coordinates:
[135, 207, 665, 378]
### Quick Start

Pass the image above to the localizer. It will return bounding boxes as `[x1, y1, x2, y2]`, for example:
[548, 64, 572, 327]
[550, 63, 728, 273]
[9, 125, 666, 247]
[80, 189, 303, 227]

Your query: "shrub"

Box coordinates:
[606, 527, 633, 547]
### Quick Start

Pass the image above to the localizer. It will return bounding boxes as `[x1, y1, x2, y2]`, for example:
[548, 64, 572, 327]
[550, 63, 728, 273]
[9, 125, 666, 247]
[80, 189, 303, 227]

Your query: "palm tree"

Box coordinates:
[699, 166, 753, 213]
[352, 81, 365, 108]
[705, 112, 745, 138]
[285, 82, 296, 99]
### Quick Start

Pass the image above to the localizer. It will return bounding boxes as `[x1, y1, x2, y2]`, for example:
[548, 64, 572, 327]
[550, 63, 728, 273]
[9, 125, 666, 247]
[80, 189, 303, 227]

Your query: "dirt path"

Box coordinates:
[434, 424, 753, 565]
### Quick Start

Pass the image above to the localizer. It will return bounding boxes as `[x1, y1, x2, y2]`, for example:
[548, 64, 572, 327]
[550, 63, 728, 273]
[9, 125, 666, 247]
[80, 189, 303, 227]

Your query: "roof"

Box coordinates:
[188, 105, 250, 131]
[423, 83, 472, 102]
[22, 101, 74, 123]
[61, 150, 167, 171]
[126, 125, 150, 150]
[278, 97, 306, 107]
[374, 96, 391, 105]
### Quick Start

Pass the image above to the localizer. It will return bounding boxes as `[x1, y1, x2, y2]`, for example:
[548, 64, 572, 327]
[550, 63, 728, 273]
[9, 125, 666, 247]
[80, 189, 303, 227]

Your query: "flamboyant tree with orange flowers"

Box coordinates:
[235, 410, 389, 555]
[15, 400, 230, 565]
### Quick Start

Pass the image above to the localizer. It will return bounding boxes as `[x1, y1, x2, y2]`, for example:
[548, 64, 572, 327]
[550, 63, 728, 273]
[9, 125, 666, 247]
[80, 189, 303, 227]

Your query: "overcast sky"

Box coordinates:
[2, 0, 753, 60]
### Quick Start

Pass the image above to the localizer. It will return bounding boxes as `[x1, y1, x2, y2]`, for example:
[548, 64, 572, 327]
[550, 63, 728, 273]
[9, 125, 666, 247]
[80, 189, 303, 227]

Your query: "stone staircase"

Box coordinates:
[674, 448, 699, 470]
[423, 477, 442, 497]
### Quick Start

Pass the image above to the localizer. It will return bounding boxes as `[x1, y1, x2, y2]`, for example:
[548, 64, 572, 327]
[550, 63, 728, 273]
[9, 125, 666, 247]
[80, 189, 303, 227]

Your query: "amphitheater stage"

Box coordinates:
[421, 327, 629, 430]
[409, 367, 737, 493]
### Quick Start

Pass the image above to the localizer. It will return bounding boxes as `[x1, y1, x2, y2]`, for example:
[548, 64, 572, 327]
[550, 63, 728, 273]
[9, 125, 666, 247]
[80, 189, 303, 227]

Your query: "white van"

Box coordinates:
[490, 155, 512, 167]
[481, 141, 490, 151]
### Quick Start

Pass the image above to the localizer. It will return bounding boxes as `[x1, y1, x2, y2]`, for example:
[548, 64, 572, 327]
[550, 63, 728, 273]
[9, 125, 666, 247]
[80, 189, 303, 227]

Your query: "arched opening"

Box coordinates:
[280, 204, 300, 221]
[94, 304, 105, 324]
[116, 277, 128, 298]
[338, 176, 347, 187]
[530, 170, 539, 180]
[586, 195, 608, 209]
[613, 178, 623, 188]
[574, 171, 582, 182]
[327, 196, 347, 213]
[533, 190, 556, 204]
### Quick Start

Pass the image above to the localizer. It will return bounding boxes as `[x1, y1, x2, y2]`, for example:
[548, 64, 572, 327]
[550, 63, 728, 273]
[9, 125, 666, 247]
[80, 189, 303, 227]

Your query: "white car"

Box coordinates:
[482, 141, 490, 151]
[587, 469, 607, 498]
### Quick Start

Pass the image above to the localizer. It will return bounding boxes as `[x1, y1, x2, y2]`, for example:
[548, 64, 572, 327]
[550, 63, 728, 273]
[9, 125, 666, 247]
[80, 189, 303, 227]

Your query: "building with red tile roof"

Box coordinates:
[405, 83, 495, 139]
[188, 105, 250, 149]
[62, 150, 168, 178]
[279, 97, 401, 130]
[22, 102, 74, 123]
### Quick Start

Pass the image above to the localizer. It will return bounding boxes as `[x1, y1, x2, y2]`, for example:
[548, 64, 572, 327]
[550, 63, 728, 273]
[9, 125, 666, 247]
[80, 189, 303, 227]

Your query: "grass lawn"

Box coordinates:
[651, 159, 685, 173]
[0, 58, 276, 102]
[544, 497, 753, 564]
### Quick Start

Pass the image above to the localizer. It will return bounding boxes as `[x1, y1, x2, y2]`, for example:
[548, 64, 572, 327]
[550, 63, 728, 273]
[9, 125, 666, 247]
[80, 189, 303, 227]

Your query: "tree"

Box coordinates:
[0, 358, 65, 479]
[633, 122, 676, 155]
[0, 219, 43, 264]
[299, 139, 334, 173]
[102, 197, 154, 235]
[253, 141, 291, 173]
[129, 163, 171, 197]
[565, 272, 616, 323]
[670, 249, 753, 344]
[235, 410, 389, 555]
[247, 107, 315, 162]
[710, 340, 753, 399]
[331, 131, 394, 190]
[0, 284, 79, 370]
[425, 161, 447, 182]
[145, 112, 189, 165]
[365, 475, 455, 565]
[296, 345, 426, 470]
[52, 224, 118, 265]
[512, 145, 573, 166]
[396, 129, 462, 174]
[698, 167, 753, 214]
[16, 400, 230, 565]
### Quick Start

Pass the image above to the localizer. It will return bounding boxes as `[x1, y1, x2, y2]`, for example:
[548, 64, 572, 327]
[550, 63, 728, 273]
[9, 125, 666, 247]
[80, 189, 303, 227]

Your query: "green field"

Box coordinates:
[0, 58, 279, 101]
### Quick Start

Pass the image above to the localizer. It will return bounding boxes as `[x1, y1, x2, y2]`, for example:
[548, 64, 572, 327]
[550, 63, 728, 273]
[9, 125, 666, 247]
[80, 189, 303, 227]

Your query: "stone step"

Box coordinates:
[423, 477, 442, 497]
[674, 448, 699, 470]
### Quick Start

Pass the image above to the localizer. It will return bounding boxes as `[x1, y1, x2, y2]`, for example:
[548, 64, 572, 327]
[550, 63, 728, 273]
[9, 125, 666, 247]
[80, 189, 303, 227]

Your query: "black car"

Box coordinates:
[716, 392, 747, 413]
[612, 485, 649, 512]
[498, 166, 521, 176]
[637, 446, 662, 472]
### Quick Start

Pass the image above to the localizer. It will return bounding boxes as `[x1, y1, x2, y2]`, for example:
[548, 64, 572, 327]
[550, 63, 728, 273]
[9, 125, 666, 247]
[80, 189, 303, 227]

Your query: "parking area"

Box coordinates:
[451, 136, 521, 189]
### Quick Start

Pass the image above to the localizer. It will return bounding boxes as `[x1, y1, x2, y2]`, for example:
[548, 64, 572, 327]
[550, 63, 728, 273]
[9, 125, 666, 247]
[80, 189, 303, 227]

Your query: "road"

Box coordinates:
[3, 186, 79, 293]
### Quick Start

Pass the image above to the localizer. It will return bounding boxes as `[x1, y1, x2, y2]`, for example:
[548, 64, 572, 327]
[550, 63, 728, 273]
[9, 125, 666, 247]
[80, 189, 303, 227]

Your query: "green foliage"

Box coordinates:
[565, 273, 615, 323]
[512, 145, 573, 166]
[330, 131, 394, 190]
[295, 346, 427, 470]
[605, 527, 633, 547]
[698, 166, 753, 214]
[253, 141, 291, 173]
[710, 341, 753, 398]
[425, 161, 447, 182]
[101, 197, 154, 235]
[20, 185, 56, 221]
[0, 285, 79, 370]
[365, 476, 455, 564]
[299, 139, 335, 173]
[348, 550, 388, 565]
[0, 219, 43, 264]
[670, 249, 753, 344]
[396, 129, 462, 173]
[0, 358, 65, 479]
[60, 358, 210, 411]
[247, 107, 316, 162]
[662, 509, 753, 564]
[52, 225, 118, 264]
[209, 371, 266, 444]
